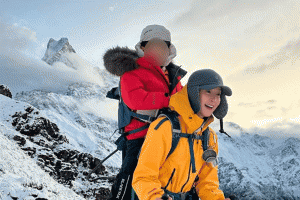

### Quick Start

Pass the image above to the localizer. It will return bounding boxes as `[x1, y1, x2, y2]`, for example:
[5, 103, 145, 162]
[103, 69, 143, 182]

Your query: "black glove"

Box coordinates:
[162, 193, 170, 200]
[229, 194, 238, 200]
[114, 135, 127, 151]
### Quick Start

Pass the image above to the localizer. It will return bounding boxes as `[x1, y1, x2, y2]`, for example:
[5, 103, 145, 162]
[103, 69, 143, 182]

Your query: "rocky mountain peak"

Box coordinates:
[42, 38, 76, 68]
[0, 84, 12, 98]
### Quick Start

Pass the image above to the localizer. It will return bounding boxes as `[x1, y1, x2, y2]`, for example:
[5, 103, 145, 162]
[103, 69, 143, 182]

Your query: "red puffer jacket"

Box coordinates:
[103, 47, 186, 140]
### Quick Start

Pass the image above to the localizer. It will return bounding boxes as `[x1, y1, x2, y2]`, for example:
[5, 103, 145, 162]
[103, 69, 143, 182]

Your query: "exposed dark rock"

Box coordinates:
[94, 188, 111, 200]
[0, 84, 12, 98]
[13, 135, 26, 146]
[19, 117, 58, 138]
[10, 105, 111, 199]
[11, 107, 68, 144]
[21, 147, 36, 156]
[38, 154, 55, 165]
[80, 188, 111, 200]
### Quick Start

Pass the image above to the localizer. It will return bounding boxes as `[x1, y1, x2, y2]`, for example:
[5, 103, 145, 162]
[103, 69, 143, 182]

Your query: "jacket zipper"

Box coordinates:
[170, 67, 182, 93]
[148, 67, 170, 94]
[180, 158, 192, 192]
[163, 168, 176, 190]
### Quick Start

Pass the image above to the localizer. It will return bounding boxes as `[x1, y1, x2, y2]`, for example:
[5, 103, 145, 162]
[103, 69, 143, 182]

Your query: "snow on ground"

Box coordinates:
[0, 89, 120, 199]
[0, 119, 84, 200]
[12, 83, 122, 169]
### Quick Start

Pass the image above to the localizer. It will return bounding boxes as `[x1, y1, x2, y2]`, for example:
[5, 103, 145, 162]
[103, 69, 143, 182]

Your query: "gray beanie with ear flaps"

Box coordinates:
[187, 69, 232, 119]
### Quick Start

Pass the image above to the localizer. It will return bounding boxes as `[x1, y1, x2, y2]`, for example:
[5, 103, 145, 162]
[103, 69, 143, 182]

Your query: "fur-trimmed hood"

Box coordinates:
[103, 46, 187, 92]
[103, 46, 139, 77]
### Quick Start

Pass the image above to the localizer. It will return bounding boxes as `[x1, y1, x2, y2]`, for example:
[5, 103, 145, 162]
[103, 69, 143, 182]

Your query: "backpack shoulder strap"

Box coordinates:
[202, 128, 209, 151]
[154, 109, 181, 159]
[154, 111, 211, 173]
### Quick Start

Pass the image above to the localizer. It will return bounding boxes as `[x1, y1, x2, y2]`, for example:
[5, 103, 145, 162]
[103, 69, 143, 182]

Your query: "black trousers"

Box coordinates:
[108, 138, 144, 200]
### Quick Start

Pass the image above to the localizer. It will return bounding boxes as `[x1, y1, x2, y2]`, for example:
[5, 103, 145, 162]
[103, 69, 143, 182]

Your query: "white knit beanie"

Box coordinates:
[135, 25, 177, 66]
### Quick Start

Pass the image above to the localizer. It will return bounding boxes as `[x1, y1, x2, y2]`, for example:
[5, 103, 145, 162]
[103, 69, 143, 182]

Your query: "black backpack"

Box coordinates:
[153, 108, 211, 173]
[106, 83, 158, 151]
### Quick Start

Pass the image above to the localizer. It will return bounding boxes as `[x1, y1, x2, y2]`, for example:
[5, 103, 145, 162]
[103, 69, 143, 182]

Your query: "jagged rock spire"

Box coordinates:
[42, 38, 76, 68]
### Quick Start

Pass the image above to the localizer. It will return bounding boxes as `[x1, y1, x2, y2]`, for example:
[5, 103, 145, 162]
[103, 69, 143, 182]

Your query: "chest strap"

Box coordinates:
[154, 112, 208, 174]
[177, 133, 204, 173]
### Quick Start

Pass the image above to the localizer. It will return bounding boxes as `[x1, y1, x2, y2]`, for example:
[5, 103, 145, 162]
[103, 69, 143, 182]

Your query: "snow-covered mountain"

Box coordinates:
[42, 38, 76, 68]
[210, 122, 300, 199]
[0, 38, 299, 200]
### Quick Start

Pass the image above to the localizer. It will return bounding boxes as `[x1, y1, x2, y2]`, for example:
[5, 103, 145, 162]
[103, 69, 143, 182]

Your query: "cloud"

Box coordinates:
[238, 100, 276, 108]
[0, 17, 37, 56]
[248, 120, 300, 139]
[168, 0, 300, 78]
[109, 6, 114, 12]
[242, 38, 300, 76]
[226, 97, 300, 131]
[0, 19, 104, 95]
[170, 0, 282, 28]
[225, 36, 300, 104]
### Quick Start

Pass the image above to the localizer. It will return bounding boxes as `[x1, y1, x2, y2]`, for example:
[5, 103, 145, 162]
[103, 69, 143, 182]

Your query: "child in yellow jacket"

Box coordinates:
[132, 69, 232, 200]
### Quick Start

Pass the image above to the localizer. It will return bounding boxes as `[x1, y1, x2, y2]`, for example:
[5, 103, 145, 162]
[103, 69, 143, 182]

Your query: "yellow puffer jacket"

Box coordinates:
[132, 85, 225, 200]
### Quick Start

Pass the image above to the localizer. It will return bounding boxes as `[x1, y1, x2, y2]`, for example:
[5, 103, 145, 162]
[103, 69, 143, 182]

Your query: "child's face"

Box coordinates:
[197, 87, 221, 119]
[143, 38, 170, 66]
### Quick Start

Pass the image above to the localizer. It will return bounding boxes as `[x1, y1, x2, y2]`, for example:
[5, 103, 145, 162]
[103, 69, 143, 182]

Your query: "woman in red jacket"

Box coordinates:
[104, 25, 187, 200]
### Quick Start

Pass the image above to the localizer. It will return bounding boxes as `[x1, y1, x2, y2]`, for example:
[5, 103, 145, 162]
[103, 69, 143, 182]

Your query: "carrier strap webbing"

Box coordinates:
[131, 112, 156, 123]
[125, 124, 150, 136]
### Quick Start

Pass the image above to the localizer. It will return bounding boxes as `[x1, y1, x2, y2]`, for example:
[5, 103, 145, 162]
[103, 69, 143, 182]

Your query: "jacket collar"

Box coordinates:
[136, 57, 165, 73]
[169, 85, 214, 134]
[136, 57, 169, 84]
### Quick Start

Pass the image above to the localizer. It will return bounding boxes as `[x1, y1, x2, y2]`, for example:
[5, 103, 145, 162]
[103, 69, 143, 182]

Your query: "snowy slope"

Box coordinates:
[0, 83, 120, 199]
[14, 81, 121, 167]
[0, 95, 84, 200]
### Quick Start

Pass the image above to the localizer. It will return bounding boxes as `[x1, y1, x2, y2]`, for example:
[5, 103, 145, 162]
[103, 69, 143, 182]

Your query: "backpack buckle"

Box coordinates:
[180, 192, 187, 200]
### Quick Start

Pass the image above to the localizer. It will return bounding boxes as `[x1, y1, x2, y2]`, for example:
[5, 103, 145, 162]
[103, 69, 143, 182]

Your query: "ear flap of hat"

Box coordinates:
[135, 42, 144, 57]
[213, 94, 228, 119]
[164, 43, 177, 66]
[187, 85, 201, 114]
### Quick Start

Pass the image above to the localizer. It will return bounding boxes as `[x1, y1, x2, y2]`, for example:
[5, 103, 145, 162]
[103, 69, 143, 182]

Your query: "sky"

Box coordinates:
[1, 0, 300, 137]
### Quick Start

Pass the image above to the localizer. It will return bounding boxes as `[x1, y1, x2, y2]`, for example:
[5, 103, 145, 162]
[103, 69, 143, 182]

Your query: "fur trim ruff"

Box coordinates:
[103, 46, 139, 76]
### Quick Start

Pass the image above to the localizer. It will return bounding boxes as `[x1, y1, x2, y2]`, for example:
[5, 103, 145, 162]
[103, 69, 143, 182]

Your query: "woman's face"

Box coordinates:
[197, 87, 221, 118]
[142, 38, 170, 66]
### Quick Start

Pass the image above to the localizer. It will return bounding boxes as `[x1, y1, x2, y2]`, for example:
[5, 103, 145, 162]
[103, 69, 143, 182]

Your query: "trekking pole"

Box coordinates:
[87, 135, 126, 179]
[87, 148, 118, 179]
